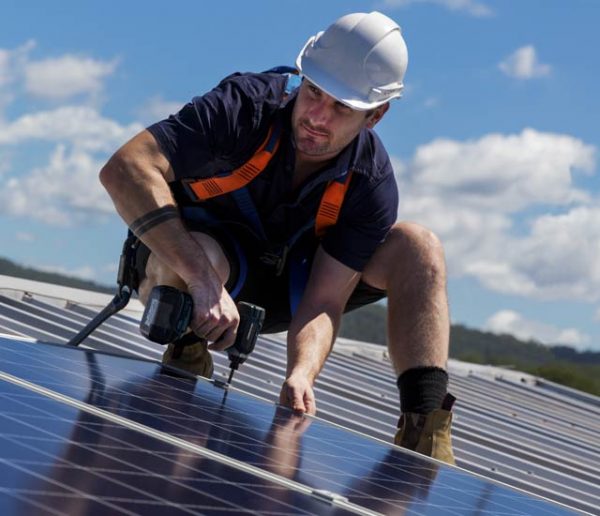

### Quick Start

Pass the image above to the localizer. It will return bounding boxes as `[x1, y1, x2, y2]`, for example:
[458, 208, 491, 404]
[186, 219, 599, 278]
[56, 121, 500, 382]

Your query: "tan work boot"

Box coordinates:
[394, 393, 456, 465]
[162, 338, 214, 379]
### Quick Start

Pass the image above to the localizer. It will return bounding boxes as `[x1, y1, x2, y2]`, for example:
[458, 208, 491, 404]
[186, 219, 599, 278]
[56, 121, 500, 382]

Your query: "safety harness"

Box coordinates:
[185, 122, 353, 240]
[181, 69, 354, 314]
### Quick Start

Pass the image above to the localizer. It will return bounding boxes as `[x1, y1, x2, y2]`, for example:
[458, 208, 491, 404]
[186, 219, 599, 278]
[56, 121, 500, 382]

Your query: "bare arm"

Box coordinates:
[280, 247, 361, 414]
[99, 130, 239, 347]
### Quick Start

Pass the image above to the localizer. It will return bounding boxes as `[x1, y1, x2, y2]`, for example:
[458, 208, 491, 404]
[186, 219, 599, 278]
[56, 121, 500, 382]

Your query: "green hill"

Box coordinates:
[0, 257, 114, 294]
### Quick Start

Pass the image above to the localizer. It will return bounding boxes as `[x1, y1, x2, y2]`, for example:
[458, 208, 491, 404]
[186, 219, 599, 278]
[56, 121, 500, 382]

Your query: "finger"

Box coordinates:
[303, 391, 316, 415]
[291, 388, 307, 413]
[279, 384, 295, 409]
[204, 324, 226, 343]
[208, 326, 236, 351]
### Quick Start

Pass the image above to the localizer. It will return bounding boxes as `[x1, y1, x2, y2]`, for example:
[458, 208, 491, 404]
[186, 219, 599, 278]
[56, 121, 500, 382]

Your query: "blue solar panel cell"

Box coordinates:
[0, 381, 353, 515]
[0, 338, 572, 515]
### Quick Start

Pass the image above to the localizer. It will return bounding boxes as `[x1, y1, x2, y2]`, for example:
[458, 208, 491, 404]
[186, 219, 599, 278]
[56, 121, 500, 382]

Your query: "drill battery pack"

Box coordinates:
[139, 286, 193, 344]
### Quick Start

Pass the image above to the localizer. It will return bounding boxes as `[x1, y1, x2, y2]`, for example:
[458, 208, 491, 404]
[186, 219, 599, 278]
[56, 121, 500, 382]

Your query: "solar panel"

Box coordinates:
[0, 337, 572, 515]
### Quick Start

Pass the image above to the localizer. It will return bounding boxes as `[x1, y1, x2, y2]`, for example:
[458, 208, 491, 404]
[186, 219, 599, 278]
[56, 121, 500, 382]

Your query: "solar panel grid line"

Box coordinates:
[217, 348, 598, 484]
[3, 338, 576, 516]
[310, 386, 600, 492]
[1, 398, 326, 516]
[0, 296, 595, 514]
[149, 362, 600, 508]
[310, 358, 600, 504]
[1, 446, 142, 516]
[0, 340, 428, 512]
[443, 443, 599, 513]
[0, 392, 336, 516]
[0, 372, 384, 516]
[90, 330, 600, 496]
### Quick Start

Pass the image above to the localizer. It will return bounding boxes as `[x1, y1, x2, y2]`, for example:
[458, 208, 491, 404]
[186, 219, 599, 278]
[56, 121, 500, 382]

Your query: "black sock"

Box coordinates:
[397, 367, 448, 415]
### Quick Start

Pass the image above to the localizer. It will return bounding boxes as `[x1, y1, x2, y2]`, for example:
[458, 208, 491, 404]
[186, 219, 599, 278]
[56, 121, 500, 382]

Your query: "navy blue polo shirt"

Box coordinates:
[147, 71, 398, 272]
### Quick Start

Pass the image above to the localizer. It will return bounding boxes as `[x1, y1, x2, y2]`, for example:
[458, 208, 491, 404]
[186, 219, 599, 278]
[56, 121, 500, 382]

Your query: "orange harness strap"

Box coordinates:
[185, 122, 352, 238]
[315, 172, 353, 238]
[186, 124, 281, 201]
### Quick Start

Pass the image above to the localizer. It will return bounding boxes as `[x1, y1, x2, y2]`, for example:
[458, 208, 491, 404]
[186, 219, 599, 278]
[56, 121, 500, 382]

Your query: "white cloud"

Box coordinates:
[24, 55, 118, 101]
[0, 41, 35, 119]
[499, 45, 551, 79]
[381, 0, 493, 17]
[0, 43, 142, 228]
[394, 129, 599, 302]
[485, 310, 590, 350]
[0, 144, 117, 225]
[0, 105, 142, 151]
[0, 40, 35, 88]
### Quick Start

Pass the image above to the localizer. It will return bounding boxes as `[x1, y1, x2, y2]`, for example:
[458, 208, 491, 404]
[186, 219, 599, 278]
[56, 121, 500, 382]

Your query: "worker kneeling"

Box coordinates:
[100, 11, 456, 465]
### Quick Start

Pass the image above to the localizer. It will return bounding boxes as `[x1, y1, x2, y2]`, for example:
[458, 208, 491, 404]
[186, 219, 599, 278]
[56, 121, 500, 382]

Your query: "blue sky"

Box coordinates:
[1, 0, 599, 351]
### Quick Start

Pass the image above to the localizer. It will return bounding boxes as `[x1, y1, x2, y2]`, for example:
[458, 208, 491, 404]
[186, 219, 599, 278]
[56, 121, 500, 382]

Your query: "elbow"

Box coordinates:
[99, 150, 131, 195]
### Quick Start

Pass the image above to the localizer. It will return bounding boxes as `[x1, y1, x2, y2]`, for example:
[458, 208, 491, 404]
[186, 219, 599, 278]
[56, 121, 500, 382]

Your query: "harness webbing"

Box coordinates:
[315, 172, 353, 237]
[185, 122, 352, 238]
[186, 123, 282, 200]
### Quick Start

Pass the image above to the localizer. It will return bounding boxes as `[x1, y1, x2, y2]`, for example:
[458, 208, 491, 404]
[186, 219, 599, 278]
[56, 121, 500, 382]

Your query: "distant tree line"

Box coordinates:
[0, 257, 114, 294]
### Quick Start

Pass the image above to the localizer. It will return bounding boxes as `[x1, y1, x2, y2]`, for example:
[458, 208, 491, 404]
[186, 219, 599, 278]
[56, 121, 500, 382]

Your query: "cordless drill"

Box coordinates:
[139, 285, 265, 384]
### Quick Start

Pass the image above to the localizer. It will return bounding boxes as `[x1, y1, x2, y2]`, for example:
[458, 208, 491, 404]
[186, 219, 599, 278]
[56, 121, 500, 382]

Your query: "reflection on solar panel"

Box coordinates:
[0, 337, 573, 515]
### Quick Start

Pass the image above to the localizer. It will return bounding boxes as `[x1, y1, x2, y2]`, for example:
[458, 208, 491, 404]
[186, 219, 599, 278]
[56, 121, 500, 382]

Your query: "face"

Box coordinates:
[291, 80, 388, 163]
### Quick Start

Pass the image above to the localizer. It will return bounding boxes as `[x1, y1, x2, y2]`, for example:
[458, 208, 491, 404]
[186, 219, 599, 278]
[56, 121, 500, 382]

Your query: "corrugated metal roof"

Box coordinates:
[1, 275, 598, 514]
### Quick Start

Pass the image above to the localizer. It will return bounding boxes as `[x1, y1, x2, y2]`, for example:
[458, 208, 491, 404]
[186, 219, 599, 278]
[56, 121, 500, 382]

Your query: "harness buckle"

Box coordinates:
[259, 245, 289, 276]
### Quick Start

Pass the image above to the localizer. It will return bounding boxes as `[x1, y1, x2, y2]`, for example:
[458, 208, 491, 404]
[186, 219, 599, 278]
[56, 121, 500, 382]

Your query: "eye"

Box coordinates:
[335, 102, 352, 115]
[308, 84, 320, 96]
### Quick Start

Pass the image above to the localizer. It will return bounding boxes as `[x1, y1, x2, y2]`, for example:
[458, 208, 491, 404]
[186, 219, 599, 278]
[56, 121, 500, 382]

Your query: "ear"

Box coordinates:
[365, 103, 390, 129]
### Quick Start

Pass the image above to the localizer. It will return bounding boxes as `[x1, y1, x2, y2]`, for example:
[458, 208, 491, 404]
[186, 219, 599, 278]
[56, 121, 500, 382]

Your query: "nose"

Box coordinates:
[306, 98, 332, 127]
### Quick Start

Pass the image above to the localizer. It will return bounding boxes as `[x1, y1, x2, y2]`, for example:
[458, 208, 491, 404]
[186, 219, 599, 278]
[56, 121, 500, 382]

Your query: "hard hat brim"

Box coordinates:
[298, 57, 394, 111]
[295, 33, 403, 111]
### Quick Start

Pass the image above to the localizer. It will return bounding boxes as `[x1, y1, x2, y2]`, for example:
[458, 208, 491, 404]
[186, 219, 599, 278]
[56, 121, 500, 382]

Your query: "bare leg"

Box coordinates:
[361, 222, 450, 375]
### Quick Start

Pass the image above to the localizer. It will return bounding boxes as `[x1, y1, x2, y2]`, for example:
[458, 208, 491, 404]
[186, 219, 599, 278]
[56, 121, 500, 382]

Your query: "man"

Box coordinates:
[100, 11, 455, 464]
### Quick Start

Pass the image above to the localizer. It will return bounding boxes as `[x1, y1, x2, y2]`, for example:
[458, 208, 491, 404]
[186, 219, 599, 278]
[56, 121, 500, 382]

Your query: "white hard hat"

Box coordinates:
[296, 11, 408, 111]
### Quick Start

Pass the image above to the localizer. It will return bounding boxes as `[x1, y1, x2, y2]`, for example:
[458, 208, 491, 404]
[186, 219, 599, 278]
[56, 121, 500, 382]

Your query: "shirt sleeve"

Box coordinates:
[321, 166, 399, 272]
[146, 73, 285, 180]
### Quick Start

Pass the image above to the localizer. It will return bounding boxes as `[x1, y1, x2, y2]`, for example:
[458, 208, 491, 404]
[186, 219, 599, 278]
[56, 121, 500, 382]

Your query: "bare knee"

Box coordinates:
[362, 222, 446, 291]
[137, 231, 230, 305]
[138, 253, 187, 304]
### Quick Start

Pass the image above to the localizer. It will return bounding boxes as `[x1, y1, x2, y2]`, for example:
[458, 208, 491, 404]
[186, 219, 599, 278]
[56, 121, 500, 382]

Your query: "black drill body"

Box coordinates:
[140, 285, 265, 383]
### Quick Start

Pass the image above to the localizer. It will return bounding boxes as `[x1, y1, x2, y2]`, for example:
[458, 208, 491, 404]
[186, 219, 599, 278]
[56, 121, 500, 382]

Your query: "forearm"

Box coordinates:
[99, 132, 219, 287]
[286, 306, 342, 384]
